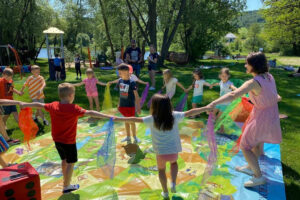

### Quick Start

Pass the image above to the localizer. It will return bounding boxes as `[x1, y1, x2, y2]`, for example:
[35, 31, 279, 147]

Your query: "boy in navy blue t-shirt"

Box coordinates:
[117, 64, 141, 143]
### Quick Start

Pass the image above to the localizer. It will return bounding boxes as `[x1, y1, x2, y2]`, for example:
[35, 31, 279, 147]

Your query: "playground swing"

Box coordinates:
[0, 44, 25, 79]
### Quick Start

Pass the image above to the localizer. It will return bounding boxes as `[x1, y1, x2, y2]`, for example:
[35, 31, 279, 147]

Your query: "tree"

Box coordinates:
[76, 33, 90, 56]
[261, 0, 300, 55]
[178, 0, 246, 60]
[244, 23, 264, 52]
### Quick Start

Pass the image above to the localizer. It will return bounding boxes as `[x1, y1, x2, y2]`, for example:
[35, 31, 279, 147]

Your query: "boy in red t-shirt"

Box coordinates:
[20, 83, 112, 193]
[0, 68, 22, 145]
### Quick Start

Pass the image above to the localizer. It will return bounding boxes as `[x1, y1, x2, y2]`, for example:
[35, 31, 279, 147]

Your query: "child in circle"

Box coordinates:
[20, 65, 49, 125]
[207, 52, 282, 187]
[20, 83, 113, 193]
[186, 69, 212, 118]
[114, 94, 210, 199]
[73, 68, 106, 112]
[117, 64, 141, 144]
[162, 69, 186, 99]
[147, 44, 158, 90]
[211, 68, 237, 132]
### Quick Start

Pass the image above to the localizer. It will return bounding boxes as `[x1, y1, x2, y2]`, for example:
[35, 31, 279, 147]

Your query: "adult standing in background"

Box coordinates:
[75, 54, 81, 80]
[125, 40, 143, 77]
[148, 44, 158, 90]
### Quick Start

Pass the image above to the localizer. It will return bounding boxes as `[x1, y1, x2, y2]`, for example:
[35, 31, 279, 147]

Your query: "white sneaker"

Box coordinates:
[121, 137, 131, 143]
[235, 165, 254, 176]
[161, 192, 169, 199]
[149, 87, 155, 91]
[134, 137, 141, 143]
[244, 176, 266, 187]
[171, 182, 176, 193]
[63, 184, 80, 193]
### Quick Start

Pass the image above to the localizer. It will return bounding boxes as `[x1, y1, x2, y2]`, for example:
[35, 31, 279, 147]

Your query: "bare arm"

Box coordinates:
[211, 82, 220, 87]
[108, 79, 119, 85]
[73, 82, 85, 87]
[134, 90, 141, 114]
[176, 82, 186, 91]
[0, 99, 21, 106]
[184, 106, 211, 117]
[113, 116, 143, 123]
[277, 94, 282, 102]
[207, 80, 261, 108]
[137, 79, 148, 85]
[97, 80, 107, 86]
[230, 84, 237, 91]
[13, 88, 22, 96]
[84, 110, 113, 119]
[20, 102, 45, 109]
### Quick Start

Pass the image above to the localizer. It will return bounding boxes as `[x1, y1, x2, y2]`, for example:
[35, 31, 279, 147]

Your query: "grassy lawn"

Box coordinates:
[6, 58, 300, 199]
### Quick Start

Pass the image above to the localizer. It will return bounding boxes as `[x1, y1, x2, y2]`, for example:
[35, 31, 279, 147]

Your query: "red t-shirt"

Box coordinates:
[44, 101, 86, 144]
[0, 78, 14, 100]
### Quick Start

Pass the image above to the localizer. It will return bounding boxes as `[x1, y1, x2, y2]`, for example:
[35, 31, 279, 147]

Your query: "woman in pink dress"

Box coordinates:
[207, 52, 282, 187]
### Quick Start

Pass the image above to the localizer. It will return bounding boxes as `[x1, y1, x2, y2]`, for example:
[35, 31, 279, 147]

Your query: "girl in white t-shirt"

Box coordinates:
[114, 94, 210, 199]
[211, 68, 237, 132]
[186, 69, 212, 118]
[162, 69, 186, 99]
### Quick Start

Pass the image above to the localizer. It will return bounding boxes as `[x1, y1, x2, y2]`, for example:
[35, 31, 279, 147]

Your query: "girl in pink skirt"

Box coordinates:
[73, 68, 107, 111]
[207, 52, 282, 187]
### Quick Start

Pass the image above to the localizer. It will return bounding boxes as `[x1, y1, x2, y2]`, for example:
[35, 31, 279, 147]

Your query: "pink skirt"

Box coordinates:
[156, 153, 178, 169]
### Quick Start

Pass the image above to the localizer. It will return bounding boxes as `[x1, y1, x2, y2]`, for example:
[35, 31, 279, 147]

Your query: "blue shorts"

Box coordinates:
[3, 105, 17, 115]
[192, 95, 203, 104]
[0, 135, 9, 153]
[216, 104, 228, 112]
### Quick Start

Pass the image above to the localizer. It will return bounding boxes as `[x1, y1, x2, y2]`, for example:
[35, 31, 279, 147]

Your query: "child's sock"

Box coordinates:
[171, 182, 176, 193]
[63, 184, 80, 193]
[161, 191, 169, 199]
[121, 136, 131, 143]
[134, 136, 140, 143]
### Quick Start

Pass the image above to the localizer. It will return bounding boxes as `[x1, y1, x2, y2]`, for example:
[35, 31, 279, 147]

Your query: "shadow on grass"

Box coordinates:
[282, 162, 300, 200]
[58, 193, 80, 200]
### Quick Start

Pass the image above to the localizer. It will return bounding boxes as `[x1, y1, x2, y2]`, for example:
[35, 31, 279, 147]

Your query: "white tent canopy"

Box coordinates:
[43, 27, 64, 34]
[225, 33, 237, 39]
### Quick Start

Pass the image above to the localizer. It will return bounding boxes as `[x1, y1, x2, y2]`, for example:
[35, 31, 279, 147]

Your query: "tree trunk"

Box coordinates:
[34, 38, 46, 63]
[146, 0, 157, 48]
[158, 0, 186, 67]
[99, 0, 115, 61]
[128, 11, 133, 41]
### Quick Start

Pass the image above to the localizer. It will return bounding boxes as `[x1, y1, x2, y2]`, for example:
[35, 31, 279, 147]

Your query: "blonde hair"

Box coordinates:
[86, 68, 95, 78]
[58, 83, 75, 100]
[31, 65, 40, 71]
[3, 68, 13, 77]
[163, 69, 173, 84]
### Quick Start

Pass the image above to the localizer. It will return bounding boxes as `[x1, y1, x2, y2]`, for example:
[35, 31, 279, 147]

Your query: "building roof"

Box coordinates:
[43, 27, 64, 34]
[225, 33, 236, 39]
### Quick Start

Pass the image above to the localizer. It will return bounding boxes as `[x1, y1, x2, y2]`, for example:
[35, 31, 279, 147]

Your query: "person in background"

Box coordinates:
[75, 54, 81, 80]
[125, 40, 143, 77]
[54, 54, 62, 81]
[148, 45, 158, 91]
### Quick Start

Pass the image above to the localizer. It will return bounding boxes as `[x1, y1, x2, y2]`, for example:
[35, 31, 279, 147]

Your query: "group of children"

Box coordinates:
[0, 52, 282, 198]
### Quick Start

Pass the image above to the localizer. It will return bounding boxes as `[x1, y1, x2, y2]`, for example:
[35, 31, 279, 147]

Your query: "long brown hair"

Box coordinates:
[150, 94, 174, 131]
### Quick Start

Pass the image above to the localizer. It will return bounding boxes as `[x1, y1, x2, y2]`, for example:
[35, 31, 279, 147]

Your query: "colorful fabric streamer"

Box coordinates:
[97, 118, 116, 179]
[147, 90, 162, 108]
[174, 93, 188, 111]
[201, 112, 217, 186]
[229, 97, 253, 122]
[19, 108, 39, 149]
[140, 83, 149, 108]
[102, 85, 112, 110]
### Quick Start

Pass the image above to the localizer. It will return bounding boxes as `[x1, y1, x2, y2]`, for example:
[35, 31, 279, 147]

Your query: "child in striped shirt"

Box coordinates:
[20, 65, 49, 125]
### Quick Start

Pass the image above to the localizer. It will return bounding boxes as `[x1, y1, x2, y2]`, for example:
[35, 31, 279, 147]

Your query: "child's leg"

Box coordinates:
[0, 117, 10, 140]
[2, 115, 9, 126]
[93, 96, 100, 112]
[125, 122, 131, 138]
[156, 156, 168, 193]
[130, 122, 136, 137]
[0, 152, 8, 168]
[192, 103, 197, 109]
[12, 112, 19, 124]
[170, 161, 178, 185]
[87, 96, 94, 110]
[149, 70, 155, 87]
[63, 162, 75, 187]
[36, 108, 45, 120]
[61, 159, 67, 179]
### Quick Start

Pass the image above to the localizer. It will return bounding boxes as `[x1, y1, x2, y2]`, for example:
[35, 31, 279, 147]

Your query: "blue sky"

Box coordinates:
[246, 0, 263, 11]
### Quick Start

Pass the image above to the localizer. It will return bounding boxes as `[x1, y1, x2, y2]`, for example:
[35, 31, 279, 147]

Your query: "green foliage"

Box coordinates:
[244, 23, 265, 52]
[236, 10, 265, 28]
[178, 0, 246, 60]
[261, 0, 300, 56]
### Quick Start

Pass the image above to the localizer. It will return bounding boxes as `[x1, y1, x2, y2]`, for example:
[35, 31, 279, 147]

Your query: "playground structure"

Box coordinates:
[43, 27, 66, 80]
[0, 44, 24, 78]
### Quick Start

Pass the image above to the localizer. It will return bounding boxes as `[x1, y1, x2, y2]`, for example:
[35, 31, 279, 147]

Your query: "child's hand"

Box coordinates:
[19, 91, 24, 96]
[209, 85, 213, 89]
[19, 102, 25, 109]
[137, 108, 141, 115]
[184, 89, 189, 93]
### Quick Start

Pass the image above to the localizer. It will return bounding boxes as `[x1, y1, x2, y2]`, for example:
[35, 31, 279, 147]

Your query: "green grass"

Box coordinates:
[6, 58, 300, 199]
